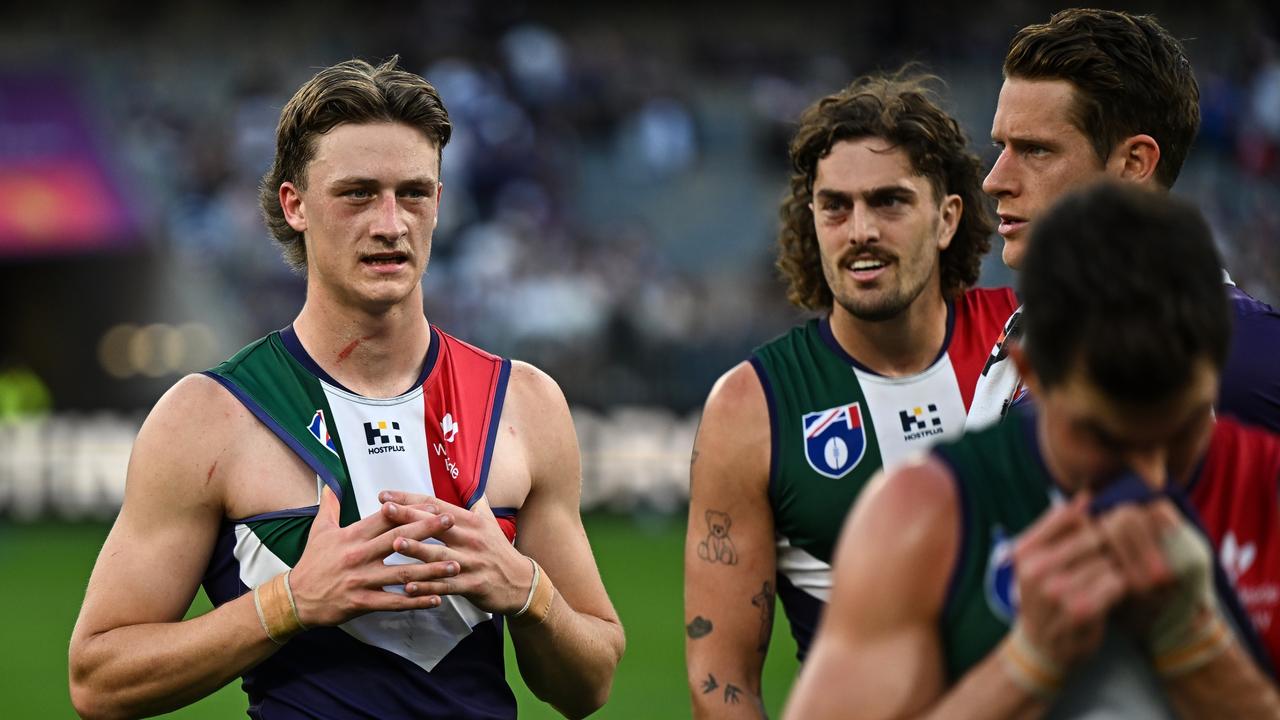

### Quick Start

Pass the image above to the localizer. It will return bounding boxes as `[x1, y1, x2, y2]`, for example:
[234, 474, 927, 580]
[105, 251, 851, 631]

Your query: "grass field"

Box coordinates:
[0, 513, 801, 718]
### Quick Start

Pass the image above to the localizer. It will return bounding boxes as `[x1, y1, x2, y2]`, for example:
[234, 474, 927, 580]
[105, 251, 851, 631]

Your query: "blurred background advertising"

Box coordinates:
[2, 0, 1279, 717]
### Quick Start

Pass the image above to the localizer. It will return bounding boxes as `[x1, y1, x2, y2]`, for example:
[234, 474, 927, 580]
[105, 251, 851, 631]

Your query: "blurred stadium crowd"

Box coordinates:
[2, 0, 1280, 515]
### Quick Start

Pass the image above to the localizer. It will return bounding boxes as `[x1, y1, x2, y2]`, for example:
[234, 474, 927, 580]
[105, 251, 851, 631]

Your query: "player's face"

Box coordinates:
[285, 121, 442, 313]
[1031, 356, 1218, 494]
[983, 78, 1108, 270]
[811, 137, 958, 322]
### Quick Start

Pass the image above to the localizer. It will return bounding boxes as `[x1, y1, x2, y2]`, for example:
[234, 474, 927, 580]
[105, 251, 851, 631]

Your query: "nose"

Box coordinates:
[983, 149, 1017, 199]
[369, 191, 408, 242]
[1125, 448, 1169, 490]
[847, 202, 879, 246]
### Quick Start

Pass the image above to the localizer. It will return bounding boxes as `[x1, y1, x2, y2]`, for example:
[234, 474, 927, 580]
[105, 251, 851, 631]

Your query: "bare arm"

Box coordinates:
[69, 375, 452, 720]
[785, 461, 1124, 720]
[503, 362, 624, 718]
[1167, 635, 1280, 718]
[684, 363, 776, 718]
[68, 376, 274, 719]
[383, 361, 624, 719]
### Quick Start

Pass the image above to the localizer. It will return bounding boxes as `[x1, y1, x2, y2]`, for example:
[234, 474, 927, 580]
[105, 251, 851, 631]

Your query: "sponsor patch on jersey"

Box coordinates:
[985, 525, 1018, 623]
[801, 403, 866, 479]
[441, 412, 459, 443]
[899, 404, 944, 442]
[364, 420, 406, 455]
[1222, 531, 1258, 582]
[307, 410, 338, 455]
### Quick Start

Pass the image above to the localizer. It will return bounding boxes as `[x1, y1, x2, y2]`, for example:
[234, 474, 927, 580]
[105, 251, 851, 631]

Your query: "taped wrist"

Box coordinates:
[1147, 521, 1218, 655]
[508, 557, 555, 627]
[254, 570, 308, 644]
[1000, 622, 1064, 700]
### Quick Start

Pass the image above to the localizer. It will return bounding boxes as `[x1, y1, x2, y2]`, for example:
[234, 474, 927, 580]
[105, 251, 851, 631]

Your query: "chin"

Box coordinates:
[1000, 240, 1025, 270]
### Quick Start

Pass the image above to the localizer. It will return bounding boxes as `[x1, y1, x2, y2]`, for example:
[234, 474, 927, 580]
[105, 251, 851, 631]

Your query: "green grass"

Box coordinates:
[0, 514, 800, 718]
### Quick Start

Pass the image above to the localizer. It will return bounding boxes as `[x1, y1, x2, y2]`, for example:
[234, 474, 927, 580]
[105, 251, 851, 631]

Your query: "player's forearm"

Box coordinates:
[69, 594, 277, 720]
[914, 641, 1045, 720]
[1166, 640, 1280, 718]
[510, 592, 624, 719]
[685, 626, 769, 719]
[689, 671, 767, 720]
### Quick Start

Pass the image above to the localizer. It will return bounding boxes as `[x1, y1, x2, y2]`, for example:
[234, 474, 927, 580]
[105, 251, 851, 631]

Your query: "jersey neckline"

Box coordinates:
[278, 324, 440, 398]
[816, 299, 956, 377]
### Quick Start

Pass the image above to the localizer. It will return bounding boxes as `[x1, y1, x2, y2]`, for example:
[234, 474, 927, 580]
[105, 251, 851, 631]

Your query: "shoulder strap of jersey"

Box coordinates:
[423, 327, 511, 509]
[204, 332, 351, 509]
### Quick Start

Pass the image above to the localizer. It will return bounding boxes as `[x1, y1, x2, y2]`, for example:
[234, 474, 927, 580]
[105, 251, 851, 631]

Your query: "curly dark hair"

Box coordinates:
[777, 70, 993, 310]
[259, 56, 452, 272]
[1004, 8, 1199, 190]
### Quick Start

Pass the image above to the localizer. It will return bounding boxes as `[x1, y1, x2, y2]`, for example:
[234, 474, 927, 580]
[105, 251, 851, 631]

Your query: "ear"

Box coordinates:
[705, 509, 713, 524]
[1106, 134, 1161, 185]
[936, 193, 962, 251]
[280, 181, 307, 233]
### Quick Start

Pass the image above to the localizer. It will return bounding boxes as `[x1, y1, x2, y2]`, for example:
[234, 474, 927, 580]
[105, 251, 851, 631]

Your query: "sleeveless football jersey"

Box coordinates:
[1189, 416, 1280, 669]
[200, 325, 517, 719]
[749, 287, 1016, 659]
[935, 409, 1273, 716]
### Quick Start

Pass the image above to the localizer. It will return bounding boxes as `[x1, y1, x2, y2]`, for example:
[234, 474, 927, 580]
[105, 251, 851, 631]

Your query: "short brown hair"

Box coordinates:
[259, 57, 452, 271]
[1004, 8, 1199, 189]
[777, 70, 993, 310]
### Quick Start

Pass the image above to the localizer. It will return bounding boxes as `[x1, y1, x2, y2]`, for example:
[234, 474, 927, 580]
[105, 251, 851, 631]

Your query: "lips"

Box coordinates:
[997, 213, 1028, 238]
[360, 251, 410, 273]
[841, 251, 894, 283]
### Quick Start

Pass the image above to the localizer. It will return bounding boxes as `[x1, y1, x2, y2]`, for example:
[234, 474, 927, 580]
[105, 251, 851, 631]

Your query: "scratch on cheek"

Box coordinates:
[206, 461, 218, 485]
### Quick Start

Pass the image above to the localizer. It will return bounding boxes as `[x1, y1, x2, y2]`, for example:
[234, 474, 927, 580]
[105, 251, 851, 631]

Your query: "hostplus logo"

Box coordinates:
[900, 404, 944, 441]
[365, 420, 406, 455]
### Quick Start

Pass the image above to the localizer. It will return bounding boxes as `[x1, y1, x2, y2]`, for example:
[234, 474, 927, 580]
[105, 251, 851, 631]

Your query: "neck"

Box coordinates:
[292, 289, 431, 399]
[828, 289, 949, 377]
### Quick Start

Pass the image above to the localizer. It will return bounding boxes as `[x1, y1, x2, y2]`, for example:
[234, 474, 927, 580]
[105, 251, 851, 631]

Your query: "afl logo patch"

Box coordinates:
[801, 403, 866, 480]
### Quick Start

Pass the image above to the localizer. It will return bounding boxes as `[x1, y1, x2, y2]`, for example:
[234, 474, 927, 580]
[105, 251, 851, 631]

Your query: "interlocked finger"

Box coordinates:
[362, 510, 452, 562]
[371, 558, 460, 589]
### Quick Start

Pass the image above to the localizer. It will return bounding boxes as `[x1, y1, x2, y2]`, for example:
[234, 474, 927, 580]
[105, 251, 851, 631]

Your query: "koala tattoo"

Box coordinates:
[698, 510, 739, 565]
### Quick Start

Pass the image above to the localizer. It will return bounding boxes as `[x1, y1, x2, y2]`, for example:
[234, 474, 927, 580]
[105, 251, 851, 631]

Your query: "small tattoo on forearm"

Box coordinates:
[701, 673, 719, 694]
[697, 510, 739, 565]
[724, 683, 742, 704]
[752, 581, 775, 653]
[686, 616, 713, 638]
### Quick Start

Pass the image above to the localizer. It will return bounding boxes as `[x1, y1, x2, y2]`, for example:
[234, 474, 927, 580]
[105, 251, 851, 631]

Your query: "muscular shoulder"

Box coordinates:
[127, 374, 253, 508]
[833, 455, 959, 614]
[501, 361, 580, 491]
[693, 361, 769, 493]
[138, 374, 252, 447]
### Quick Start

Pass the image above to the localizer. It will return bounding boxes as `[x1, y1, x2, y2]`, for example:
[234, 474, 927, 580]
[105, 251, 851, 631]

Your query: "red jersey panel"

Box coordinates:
[1191, 416, 1280, 666]
[947, 286, 1020, 411]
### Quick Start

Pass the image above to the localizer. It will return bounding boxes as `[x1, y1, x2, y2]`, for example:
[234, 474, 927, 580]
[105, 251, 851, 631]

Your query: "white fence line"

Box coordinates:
[0, 409, 699, 521]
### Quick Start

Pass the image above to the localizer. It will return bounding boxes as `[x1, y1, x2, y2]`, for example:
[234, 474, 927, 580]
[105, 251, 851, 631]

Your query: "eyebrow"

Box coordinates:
[990, 132, 1060, 149]
[814, 184, 918, 203]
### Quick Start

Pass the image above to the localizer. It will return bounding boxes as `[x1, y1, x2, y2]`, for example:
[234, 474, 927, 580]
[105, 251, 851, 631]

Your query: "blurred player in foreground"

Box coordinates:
[69, 57, 622, 719]
[684, 70, 1014, 716]
[786, 183, 1280, 719]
